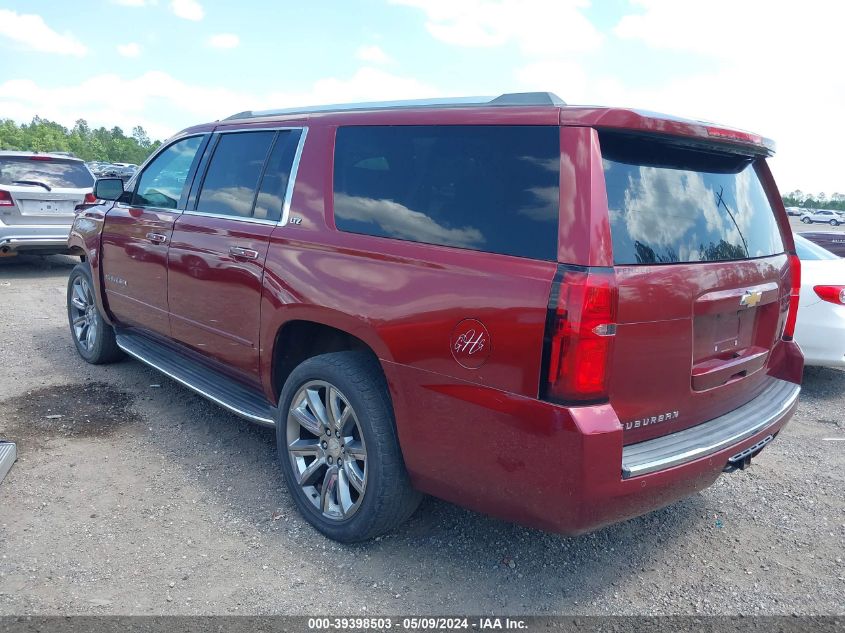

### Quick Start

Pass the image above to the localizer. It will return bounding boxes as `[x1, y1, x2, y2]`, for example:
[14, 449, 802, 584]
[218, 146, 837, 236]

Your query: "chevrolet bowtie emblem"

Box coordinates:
[740, 290, 763, 308]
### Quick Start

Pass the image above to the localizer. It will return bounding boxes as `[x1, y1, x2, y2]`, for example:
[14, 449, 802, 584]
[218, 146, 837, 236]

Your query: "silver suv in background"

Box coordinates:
[800, 208, 845, 226]
[0, 151, 95, 256]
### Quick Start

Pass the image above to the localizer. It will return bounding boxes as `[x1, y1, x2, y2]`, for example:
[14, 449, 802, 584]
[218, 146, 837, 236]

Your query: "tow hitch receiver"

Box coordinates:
[723, 434, 774, 473]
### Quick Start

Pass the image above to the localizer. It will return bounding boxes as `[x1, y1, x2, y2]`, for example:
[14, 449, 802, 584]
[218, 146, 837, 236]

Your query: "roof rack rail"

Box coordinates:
[223, 92, 565, 121]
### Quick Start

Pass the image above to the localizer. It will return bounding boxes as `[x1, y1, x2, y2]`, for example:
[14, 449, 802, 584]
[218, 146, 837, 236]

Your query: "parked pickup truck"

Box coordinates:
[66, 92, 804, 542]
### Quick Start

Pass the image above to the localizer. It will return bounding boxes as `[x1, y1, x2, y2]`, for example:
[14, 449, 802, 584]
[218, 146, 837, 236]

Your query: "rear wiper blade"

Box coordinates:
[13, 180, 51, 191]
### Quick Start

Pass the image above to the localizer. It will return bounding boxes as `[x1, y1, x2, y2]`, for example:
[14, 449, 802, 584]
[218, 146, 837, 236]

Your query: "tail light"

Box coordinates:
[782, 254, 801, 340]
[0, 190, 13, 207]
[541, 266, 617, 403]
[814, 285, 845, 306]
[83, 192, 97, 204]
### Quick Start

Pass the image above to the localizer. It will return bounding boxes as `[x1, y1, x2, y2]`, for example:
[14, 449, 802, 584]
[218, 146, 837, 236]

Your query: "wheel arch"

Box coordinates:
[268, 316, 391, 404]
[67, 207, 114, 324]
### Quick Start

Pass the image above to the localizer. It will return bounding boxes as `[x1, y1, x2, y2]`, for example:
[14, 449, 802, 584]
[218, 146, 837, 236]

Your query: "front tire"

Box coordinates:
[830, 219, 839, 226]
[801, 217, 812, 224]
[67, 263, 124, 364]
[276, 351, 421, 542]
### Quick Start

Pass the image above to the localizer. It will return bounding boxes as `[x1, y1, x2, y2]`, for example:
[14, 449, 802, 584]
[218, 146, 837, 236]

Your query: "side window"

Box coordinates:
[253, 131, 300, 222]
[333, 125, 560, 260]
[134, 136, 203, 209]
[196, 131, 275, 218]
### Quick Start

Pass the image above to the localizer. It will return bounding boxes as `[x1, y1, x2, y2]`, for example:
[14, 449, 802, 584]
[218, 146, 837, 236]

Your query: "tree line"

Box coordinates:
[0, 117, 162, 165]
[782, 190, 845, 212]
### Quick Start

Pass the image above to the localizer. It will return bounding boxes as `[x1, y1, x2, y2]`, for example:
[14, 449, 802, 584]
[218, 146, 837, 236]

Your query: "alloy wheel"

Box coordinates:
[69, 276, 98, 352]
[286, 380, 368, 521]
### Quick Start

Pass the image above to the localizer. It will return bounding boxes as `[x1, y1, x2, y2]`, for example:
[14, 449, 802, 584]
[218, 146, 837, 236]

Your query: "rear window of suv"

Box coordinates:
[600, 132, 785, 265]
[0, 156, 94, 189]
[333, 125, 560, 261]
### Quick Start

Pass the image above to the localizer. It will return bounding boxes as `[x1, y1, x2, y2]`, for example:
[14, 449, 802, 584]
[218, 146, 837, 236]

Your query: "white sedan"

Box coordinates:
[794, 234, 845, 367]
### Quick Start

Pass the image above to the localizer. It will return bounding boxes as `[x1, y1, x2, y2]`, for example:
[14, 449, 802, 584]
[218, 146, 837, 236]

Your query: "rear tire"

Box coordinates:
[276, 351, 421, 542]
[66, 263, 124, 365]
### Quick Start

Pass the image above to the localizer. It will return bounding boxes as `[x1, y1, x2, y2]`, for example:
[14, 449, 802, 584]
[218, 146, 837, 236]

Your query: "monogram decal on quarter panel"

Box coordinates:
[450, 319, 492, 369]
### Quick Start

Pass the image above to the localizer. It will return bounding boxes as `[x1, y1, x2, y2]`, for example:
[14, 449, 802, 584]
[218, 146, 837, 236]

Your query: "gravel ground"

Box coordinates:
[0, 254, 843, 616]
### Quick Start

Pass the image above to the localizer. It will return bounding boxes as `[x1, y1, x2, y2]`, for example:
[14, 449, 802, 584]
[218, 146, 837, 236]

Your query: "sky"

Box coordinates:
[0, 0, 842, 194]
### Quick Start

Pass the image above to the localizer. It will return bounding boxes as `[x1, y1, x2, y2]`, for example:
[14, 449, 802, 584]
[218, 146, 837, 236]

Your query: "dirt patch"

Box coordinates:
[0, 382, 139, 448]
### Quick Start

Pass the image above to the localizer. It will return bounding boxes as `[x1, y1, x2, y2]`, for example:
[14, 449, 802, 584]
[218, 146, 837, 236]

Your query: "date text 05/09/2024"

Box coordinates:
[307, 617, 528, 630]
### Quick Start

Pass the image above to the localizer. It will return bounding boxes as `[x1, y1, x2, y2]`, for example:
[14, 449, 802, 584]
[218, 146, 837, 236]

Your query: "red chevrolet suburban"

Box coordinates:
[66, 92, 804, 542]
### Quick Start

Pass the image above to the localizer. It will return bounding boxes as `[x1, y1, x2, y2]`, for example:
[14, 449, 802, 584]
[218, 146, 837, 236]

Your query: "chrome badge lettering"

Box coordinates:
[623, 411, 680, 431]
[104, 274, 127, 287]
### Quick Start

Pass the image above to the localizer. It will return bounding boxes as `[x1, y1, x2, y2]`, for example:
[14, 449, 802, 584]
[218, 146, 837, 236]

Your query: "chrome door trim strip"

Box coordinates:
[280, 128, 308, 227]
[180, 210, 279, 226]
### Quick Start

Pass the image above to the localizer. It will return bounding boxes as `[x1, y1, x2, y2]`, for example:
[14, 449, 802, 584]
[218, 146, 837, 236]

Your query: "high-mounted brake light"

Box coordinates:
[28, 155, 53, 161]
[814, 285, 845, 306]
[782, 254, 801, 340]
[0, 190, 13, 207]
[542, 267, 617, 403]
[705, 126, 776, 153]
[83, 192, 97, 204]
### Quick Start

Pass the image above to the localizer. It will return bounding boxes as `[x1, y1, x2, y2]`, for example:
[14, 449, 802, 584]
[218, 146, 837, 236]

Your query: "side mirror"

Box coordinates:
[94, 177, 125, 201]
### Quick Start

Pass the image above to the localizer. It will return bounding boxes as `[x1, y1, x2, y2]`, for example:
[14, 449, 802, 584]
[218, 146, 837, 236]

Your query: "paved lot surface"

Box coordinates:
[0, 254, 843, 616]
[790, 215, 845, 234]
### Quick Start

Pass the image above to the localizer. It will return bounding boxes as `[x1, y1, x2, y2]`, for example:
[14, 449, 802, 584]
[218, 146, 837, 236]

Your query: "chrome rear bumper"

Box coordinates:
[621, 378, 800, 478]
[0, 225, 72, 252]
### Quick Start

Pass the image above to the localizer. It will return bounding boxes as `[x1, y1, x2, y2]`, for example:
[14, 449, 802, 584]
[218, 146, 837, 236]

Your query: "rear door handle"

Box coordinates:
[229, 246, 259, 260]
[146, 232, 168, 244]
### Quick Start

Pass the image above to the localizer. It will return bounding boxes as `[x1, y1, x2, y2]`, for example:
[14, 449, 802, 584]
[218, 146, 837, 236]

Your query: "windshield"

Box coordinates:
[0, 157, 94, 189]
[601, 132, 785, 265]
[794, 234, 840, 260]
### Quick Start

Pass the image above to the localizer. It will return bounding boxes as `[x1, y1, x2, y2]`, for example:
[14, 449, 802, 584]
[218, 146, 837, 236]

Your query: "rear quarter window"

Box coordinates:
[333, 125, 560, 261]
[600, 132, 785, 265]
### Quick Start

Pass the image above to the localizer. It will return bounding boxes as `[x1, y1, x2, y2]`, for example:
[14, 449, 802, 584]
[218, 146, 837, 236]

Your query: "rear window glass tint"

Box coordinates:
[197, 131, 275, 218]
[0, 157, 94, 188]
[333, 125, 560, 260]
[600, 133, 784, 265]
[253, 130, 300, 222]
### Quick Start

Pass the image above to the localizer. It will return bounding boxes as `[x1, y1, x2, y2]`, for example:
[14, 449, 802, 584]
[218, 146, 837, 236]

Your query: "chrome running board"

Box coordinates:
[622, 378, 800, 478]
[116, 332, 276, 427]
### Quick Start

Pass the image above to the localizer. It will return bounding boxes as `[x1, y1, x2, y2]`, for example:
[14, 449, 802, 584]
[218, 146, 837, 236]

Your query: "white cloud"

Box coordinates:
[0, 67, 438, 141]
[0, 9, 87, 57]
[515, 60, 588, 102]
[355, 45, 393, 65]
[268, 66, 438, 107]
[335, 194, 485, 248]
[117, 42, 142, 58]
[390, 0, 602, 56]
[608, 0, 845, 192]
[170, 0, 204, 20]
[208, 33, 240, 49]
[614, 0, 842, 62]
